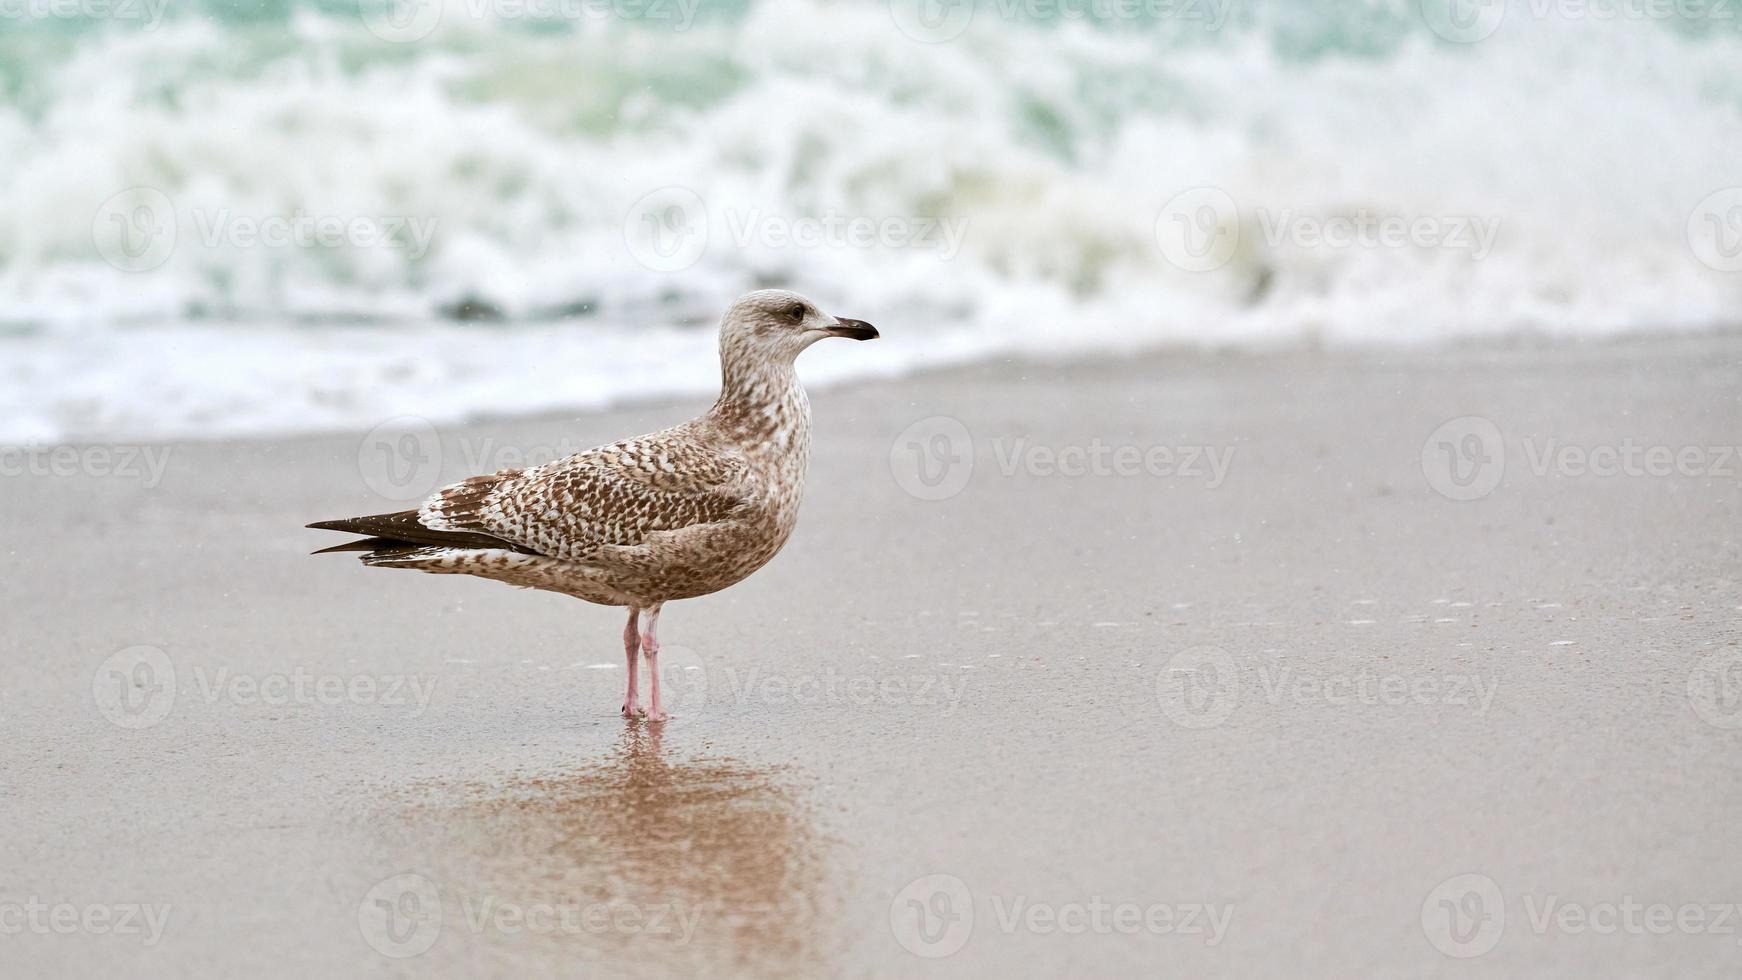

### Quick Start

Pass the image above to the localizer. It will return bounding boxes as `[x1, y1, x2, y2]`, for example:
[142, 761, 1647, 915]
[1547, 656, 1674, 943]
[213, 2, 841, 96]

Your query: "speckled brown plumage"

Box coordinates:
[309, 290, 878, 719]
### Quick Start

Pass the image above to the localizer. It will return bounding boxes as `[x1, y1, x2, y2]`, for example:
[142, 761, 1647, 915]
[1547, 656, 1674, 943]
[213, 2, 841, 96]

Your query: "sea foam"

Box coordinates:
[1, 0, 1739, 439]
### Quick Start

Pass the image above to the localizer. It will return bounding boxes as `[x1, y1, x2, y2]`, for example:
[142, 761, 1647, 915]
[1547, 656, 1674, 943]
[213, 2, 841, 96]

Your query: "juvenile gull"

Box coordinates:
[308, 290, 878, 721]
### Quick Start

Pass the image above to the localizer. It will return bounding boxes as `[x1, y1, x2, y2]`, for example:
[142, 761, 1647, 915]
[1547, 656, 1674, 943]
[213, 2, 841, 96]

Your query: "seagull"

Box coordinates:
[308, 289, 878, 721]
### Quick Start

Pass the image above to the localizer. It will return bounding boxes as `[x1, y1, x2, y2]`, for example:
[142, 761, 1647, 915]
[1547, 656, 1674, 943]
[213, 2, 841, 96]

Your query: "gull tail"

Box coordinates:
[307, 510, 530, 562]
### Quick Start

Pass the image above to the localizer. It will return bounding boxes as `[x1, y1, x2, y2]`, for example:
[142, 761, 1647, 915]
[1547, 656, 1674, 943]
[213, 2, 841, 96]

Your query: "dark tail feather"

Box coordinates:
[307, 512, 428, 539]
[306, 510, 531, 554]
[311, 536, 406, 556]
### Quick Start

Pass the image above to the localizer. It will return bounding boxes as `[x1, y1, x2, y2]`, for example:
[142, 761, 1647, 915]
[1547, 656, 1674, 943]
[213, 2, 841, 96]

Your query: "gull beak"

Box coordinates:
[827, 317, 879, 341]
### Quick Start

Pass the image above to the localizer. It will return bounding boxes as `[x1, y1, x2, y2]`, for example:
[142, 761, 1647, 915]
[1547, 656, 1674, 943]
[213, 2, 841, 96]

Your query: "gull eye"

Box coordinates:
[786, 302, 807, 321]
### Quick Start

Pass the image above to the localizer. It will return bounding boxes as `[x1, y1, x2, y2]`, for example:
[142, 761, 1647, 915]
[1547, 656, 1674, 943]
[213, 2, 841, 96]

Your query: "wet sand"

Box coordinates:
[3, 336, 1740, 977]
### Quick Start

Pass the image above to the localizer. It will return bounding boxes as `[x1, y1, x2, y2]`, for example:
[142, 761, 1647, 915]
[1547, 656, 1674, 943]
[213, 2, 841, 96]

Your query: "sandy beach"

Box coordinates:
[3, 335, 1740, 978]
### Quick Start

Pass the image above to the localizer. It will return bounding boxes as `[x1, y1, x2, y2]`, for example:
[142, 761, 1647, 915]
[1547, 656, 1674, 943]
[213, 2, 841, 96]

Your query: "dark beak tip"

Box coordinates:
[833, 317, 878, 341]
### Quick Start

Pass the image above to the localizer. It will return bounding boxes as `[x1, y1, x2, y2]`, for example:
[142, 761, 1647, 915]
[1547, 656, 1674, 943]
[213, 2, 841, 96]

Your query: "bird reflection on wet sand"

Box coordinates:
[389, 722, 836, 976]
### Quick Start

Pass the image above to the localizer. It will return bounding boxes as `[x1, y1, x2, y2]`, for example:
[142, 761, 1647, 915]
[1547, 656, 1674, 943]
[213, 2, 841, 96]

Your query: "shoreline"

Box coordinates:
[8, 324, 1742, 448]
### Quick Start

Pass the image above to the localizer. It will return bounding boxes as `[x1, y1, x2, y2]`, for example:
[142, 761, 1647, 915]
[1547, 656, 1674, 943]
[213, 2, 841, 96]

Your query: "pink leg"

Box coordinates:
[639, 603, 667, 722]
[620, 607, 645, 719]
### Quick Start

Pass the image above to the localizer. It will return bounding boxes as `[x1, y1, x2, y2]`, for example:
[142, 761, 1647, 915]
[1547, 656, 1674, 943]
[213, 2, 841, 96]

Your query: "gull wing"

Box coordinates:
[416, 431, 754, 561]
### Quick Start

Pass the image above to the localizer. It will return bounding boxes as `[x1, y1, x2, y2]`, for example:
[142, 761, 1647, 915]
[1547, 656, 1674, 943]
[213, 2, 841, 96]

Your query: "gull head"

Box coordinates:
[718, 289, 877, 367]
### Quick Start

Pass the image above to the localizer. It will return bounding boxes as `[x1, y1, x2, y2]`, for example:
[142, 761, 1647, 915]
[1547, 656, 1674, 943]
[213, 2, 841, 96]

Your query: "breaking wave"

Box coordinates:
[3, 0, 1741, 438]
